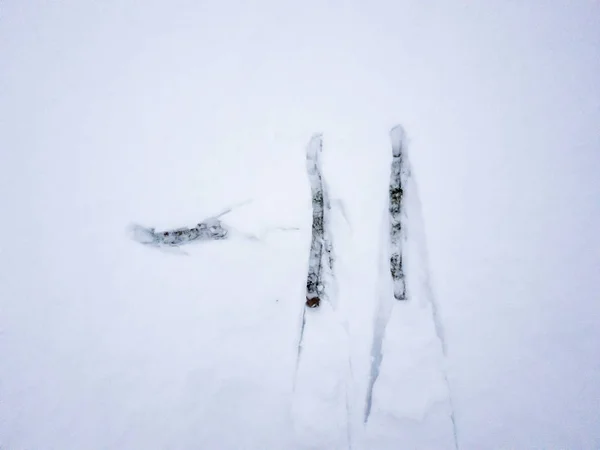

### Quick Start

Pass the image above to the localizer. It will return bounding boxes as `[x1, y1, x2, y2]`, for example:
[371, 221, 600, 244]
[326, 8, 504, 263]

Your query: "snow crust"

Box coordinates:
[2, 2, 600, 450]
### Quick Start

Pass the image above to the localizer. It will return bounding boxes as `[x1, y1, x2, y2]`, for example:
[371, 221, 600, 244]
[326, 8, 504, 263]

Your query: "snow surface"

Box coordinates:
[2, 2, 600, 449]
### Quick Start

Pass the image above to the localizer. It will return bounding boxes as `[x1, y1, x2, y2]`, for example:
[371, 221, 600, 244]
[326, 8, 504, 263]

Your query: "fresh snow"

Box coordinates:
[364, 133, 457, 449]
[2, 2, 600, 450]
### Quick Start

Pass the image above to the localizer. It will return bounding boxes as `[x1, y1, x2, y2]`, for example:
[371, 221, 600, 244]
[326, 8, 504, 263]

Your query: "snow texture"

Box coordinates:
[292, 304, 353, 449]
[365, 127, 457, 450]
[2, 3, 600, 449]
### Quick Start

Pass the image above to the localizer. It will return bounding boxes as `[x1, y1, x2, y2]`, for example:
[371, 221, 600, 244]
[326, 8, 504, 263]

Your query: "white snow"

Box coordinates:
[364, 154, 456, 449]
[2, 2, 600, 450]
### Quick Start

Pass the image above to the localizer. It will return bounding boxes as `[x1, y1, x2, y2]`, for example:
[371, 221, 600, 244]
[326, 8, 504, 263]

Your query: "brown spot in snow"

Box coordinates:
[306, 297, 320, 308]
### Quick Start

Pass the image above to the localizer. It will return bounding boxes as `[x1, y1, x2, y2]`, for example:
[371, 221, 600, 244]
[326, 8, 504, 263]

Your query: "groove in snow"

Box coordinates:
[305, 133, 334, 308]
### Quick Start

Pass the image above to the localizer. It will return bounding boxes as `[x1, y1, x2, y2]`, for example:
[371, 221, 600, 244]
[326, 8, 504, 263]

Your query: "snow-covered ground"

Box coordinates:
[2, 2, 599, 449]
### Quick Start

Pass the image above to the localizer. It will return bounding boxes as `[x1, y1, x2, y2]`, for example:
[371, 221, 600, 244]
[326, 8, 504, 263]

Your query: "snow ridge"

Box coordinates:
[396, 126, 459, 450]
[408, 170, 448, 355]
[305, 133, 334, 308]
[407, 169, 459, 449]
[364, 208, 396, 424]
[291, 134, 352, 449]
[389, 125, 410, 300]
[364, 126, 459, 450]
[365, 126, 410, 422]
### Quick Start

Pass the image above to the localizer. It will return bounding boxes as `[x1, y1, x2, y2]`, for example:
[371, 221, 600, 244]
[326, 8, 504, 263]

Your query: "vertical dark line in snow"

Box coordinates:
[445, 371, 460, 450]
[365, 126, 410, 420]
[292, 306, 307, 393]
[364, 209, 393, 424]
[410, 170, 448, 355]
[345, 385, 353, 450]
[305, 133, 332, 308]
[364, 310, 388, 423]
[389, 125, 408, 300]
[365, 126, 411, 422]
